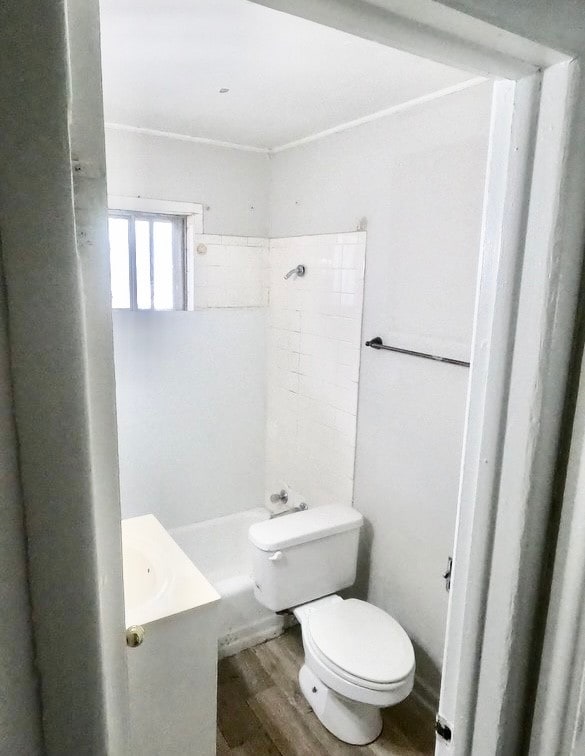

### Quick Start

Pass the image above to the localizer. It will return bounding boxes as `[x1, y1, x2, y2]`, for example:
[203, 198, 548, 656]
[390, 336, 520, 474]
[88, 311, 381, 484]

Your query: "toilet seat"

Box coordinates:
[301, 599, 415, 707]
[307, 634, 407, 692]
[307, 599, 415, 685]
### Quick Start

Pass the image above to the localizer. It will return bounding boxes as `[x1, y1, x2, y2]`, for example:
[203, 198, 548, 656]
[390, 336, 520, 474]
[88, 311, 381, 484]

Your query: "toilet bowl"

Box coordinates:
[248, 504, 416, 745]
[293, 595, 415, 744]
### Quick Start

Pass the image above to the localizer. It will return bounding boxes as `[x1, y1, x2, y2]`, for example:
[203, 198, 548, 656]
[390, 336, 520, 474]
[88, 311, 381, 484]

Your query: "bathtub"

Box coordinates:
[171, 507, 291, 657]
[122, 515, 220, 756]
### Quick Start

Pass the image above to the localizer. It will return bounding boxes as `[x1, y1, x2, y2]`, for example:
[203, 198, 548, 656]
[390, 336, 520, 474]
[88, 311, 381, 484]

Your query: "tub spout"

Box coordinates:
[269, 502, 308, 519]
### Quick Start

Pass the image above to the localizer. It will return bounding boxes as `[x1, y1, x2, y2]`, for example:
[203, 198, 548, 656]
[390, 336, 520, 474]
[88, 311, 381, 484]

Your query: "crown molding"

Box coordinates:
[103, 123, 270, 154]
[271, 76, 487, 153]
[105, 77, 487, 156]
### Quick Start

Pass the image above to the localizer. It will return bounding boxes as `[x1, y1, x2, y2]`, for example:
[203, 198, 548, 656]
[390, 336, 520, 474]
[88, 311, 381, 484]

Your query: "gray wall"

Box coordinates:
[106, 132, 269, 527]
[0, 262, 42, 752]
[0, 0, 129, 751]
[269, 80, 493, 700]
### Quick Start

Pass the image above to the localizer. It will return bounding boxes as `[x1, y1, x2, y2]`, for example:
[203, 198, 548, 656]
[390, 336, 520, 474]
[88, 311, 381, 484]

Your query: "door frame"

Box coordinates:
[530, 351, 585, 754]
[8, 0, 582, 753]
[248, 2, 584, 754]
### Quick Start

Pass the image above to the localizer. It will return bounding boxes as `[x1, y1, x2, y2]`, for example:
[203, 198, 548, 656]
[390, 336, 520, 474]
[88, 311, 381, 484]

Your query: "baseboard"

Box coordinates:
[218, 614, 296, 658]
[411, 673, 439, 718]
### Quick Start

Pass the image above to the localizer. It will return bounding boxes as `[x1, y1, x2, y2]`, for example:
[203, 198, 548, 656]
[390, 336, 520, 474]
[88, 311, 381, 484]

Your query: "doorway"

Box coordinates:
[4, 0, 579, 754]
[98, 0, 496, 750]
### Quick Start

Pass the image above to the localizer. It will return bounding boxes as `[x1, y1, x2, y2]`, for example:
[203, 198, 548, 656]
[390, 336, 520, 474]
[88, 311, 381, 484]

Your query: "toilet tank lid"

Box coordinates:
[249, 505, 363, 551]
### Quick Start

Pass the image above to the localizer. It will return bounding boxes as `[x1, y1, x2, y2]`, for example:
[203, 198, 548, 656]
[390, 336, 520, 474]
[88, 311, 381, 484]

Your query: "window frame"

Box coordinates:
[108, 209, 186, 311]
[108, 196, 203, 311]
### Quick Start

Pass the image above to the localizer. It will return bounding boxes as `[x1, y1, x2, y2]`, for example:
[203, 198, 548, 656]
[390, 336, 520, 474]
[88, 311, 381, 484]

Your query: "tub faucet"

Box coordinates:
[268, 490, 309, 517]
[269, 502, 308, 519]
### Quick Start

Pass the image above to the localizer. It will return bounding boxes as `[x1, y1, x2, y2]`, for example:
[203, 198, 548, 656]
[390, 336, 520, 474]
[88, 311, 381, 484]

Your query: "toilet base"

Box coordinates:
[298, 664, 383, 745]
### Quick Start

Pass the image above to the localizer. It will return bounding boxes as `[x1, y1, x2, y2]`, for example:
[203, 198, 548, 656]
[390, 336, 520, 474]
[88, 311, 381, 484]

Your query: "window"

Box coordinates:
[108, 211, 186, 310]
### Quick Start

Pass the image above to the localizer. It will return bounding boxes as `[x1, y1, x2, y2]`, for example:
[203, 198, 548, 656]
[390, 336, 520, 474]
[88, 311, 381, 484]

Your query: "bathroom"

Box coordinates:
[100, 0, 492, 751]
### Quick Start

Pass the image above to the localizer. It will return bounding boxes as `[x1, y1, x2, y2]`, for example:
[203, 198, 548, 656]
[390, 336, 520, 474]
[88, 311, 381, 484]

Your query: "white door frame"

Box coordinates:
[442, 59, 579, 754]
[249, 2, 584, 753]
[7, 0, 577, 752]
[531, 357, 585, 754]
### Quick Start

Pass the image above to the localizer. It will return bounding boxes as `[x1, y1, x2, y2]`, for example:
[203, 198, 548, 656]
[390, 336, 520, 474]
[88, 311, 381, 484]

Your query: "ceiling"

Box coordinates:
[99, 0, 477, 150]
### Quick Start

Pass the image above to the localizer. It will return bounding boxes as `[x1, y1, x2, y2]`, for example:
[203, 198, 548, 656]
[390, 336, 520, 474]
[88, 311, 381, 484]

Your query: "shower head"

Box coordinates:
[284, 264, 306, 280]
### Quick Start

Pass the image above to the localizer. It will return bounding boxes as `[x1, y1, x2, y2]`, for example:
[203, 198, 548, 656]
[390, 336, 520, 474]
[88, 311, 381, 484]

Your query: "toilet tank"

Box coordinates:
[248, 505, 363, 612]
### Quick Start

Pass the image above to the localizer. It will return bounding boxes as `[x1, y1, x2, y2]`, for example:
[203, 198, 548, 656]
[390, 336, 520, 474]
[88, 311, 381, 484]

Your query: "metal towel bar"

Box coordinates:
[364, 336, 470, 368]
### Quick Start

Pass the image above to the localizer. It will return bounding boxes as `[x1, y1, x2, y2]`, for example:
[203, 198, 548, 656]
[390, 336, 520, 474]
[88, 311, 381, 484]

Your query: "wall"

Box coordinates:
[105, 128, 269, 236]
[193, 234, 268, 308]
[113, 309, 266, 528]
[269, 80, 493, 699]
[0, 262, 42, 752]
[0, 0, 129, 750]
[106, 132, 271, 527]
[265, 232, 365, 510]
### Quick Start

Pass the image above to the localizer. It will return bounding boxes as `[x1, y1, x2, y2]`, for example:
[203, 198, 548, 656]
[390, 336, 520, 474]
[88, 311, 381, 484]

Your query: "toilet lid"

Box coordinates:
[307, 599, 414, 685]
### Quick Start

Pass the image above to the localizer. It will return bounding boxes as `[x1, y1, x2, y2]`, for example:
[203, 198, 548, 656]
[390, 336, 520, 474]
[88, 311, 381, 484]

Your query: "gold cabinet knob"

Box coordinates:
[126, 625, 145, 648]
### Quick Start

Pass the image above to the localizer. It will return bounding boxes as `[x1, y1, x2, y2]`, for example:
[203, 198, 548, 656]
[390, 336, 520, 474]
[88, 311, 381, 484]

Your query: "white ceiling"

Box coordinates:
[99, 0, 477, 150]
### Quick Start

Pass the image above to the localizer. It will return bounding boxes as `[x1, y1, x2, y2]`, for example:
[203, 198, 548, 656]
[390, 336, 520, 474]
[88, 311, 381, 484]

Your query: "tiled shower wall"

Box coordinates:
[186, 230, 366, 511]
[265, 232, 366, 510]
[192, 234, 269, 308]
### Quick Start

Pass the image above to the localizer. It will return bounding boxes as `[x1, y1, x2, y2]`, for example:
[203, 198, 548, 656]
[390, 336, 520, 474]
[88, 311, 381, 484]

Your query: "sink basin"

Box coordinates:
[122, 540, 168, 615]
[121, 514, 220, 627]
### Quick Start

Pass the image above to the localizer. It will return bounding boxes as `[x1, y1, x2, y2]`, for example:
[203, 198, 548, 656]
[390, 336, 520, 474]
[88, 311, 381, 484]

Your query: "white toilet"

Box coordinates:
[248, 504, 415, 745]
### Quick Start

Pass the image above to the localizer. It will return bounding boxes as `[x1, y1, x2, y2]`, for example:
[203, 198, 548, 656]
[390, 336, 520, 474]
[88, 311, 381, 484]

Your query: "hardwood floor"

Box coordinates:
[216, 626, 436, 755]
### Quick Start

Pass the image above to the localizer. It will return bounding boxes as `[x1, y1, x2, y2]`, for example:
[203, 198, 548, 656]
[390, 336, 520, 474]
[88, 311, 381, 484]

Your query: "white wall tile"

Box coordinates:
[324, 315, 362, 343]
[264, 231, 365, 510]
[268, 327, 300, 353]
[196, 234, 223, 245]
[220, 235, 245, 245]
[335, 410, 358, 443]
[193, 234, 269, 309]
[247, 237, 267, 247]
[269, 308, 301, 332]
[337, 342, 360, 367]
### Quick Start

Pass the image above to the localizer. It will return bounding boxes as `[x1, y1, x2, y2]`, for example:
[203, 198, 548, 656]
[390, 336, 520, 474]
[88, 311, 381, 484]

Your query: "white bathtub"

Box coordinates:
[171, 507, 291, 656]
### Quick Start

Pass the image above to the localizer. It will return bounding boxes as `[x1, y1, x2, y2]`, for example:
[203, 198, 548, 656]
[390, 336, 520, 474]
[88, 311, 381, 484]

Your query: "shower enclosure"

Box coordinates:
[112, 229, 367, 653]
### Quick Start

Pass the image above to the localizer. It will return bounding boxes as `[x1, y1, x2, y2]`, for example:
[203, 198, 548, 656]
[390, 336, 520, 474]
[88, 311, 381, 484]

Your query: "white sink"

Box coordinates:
[121, 514, 220, 627]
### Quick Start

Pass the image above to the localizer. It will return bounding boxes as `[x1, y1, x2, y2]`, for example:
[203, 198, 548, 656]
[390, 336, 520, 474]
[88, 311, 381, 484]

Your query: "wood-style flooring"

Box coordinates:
[216, 626, 435, 755]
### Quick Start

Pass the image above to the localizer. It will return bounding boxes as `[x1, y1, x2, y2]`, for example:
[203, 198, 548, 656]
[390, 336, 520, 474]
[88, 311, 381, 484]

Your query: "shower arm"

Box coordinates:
[284, 264, 306, 280]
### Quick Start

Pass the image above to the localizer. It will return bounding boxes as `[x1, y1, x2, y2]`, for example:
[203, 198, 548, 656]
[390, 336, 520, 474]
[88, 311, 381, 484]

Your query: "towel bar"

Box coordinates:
[365, 337, 470, 367]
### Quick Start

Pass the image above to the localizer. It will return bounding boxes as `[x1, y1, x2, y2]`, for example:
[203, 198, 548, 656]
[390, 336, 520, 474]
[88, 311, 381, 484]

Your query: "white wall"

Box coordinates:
[265, 232, 365, 511]
[106, 132, 271, 527]
[269, 80, 493, 699]
[113, 310, 266, 528]
[105, 128, 269, 236]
